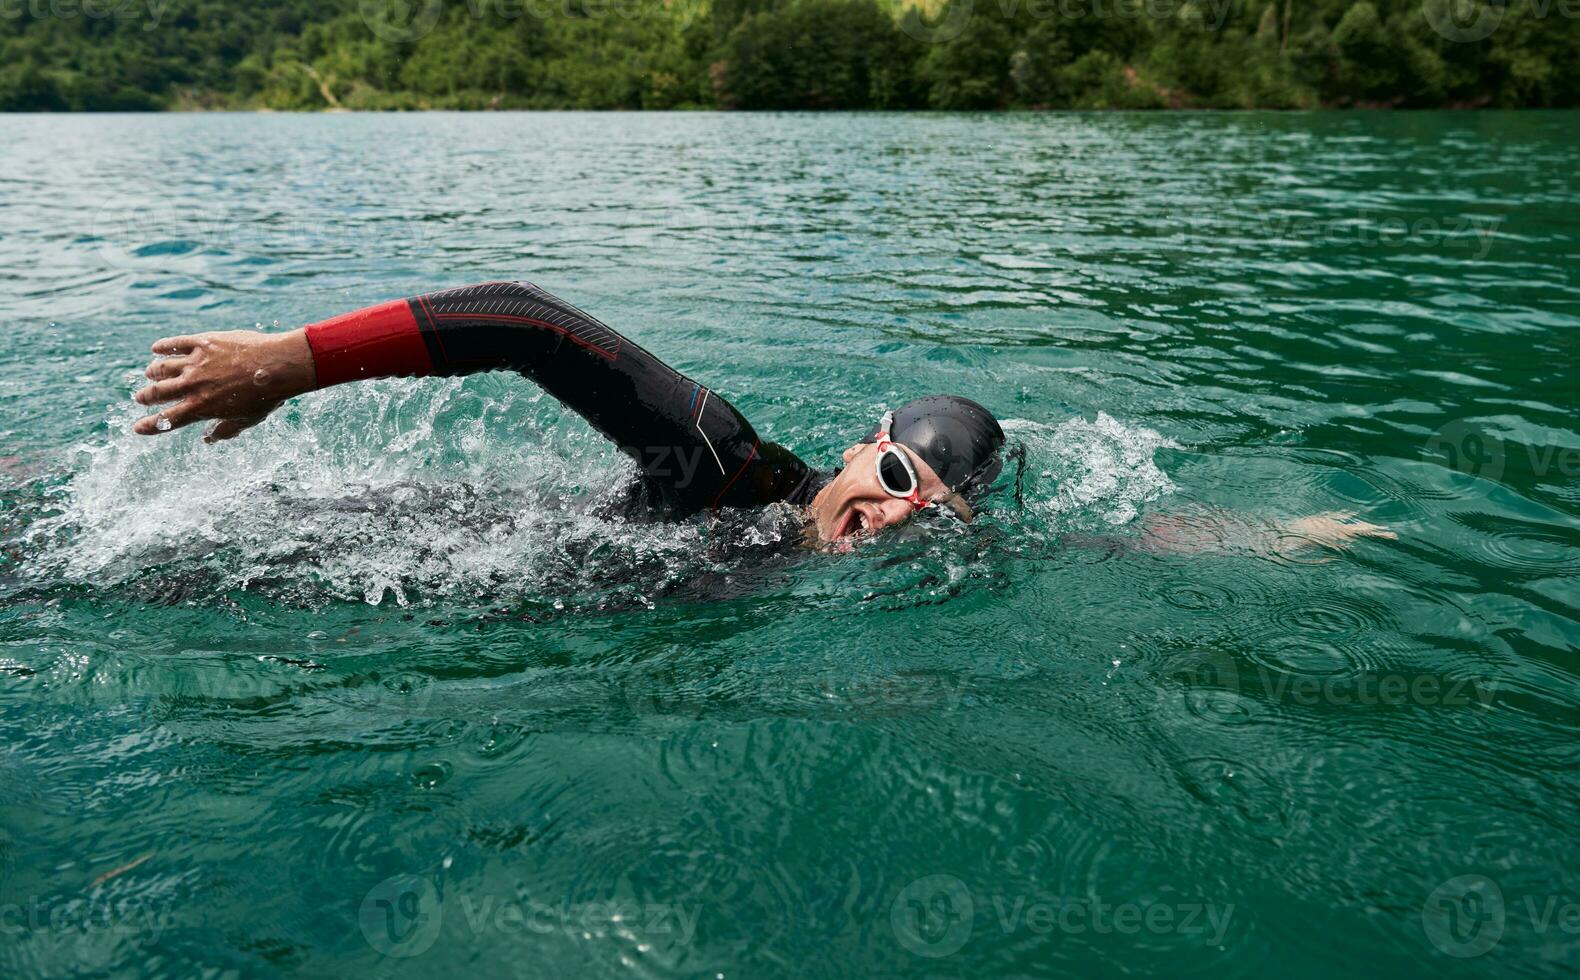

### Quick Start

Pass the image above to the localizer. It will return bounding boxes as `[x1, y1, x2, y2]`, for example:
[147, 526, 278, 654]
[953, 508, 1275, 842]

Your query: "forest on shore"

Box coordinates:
[1, 0, 1576, 111]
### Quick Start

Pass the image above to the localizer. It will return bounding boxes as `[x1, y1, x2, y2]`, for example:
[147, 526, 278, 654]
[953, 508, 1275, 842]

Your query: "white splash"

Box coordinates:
[27, 377, 710, 605]
[27, 384, 1176, 604]
[1003, 412, 1179, 526]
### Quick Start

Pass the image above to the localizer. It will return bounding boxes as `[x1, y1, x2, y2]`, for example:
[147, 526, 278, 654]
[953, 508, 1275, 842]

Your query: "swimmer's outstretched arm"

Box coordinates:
[1136, 507, 1396, 558]
[135, 281, 812, 511]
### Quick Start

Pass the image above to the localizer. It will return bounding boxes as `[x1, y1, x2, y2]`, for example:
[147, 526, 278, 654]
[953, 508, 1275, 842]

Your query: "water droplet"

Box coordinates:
[155, 416, 172, 432]
[412, 762, 451, 788]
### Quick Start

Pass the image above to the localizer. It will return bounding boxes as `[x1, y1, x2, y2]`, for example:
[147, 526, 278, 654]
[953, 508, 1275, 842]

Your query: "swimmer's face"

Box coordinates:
[808, 441, 967, 548]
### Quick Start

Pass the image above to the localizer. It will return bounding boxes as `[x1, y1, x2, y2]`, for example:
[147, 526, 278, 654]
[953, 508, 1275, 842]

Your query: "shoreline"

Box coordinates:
[5, 105, 1569, 114]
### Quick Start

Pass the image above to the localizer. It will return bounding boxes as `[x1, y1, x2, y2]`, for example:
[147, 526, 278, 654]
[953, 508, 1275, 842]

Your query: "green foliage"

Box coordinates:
[0, 0, 1574, 110]
[718, 0, 920, 108]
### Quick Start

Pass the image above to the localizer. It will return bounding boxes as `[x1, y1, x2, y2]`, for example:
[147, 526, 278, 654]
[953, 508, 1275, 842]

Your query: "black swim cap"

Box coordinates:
[864, 395, 1006, 497]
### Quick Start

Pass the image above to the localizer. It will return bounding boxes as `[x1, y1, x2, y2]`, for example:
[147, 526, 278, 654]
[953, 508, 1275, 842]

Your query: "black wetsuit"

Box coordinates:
[305, 281, 826, 515]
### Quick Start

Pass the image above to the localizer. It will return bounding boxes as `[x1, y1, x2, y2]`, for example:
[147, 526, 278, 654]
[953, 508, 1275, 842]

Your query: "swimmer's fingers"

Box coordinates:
[132, 401, 199, 436]
[144, 356, 189, 381]
[133, 377, 193, 407]
[1320, 510, 1397, 540]
[1281, 514, 1397, 550]
[151, 335, 202, 356]
[1349, 519, 1398, 541]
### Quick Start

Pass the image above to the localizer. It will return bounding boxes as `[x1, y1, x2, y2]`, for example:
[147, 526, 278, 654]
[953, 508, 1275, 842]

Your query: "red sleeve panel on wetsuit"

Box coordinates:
[305, 298, 433, 388]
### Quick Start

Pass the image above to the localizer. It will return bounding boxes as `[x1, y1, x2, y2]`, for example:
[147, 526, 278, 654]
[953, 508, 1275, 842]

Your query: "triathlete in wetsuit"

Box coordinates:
[131, 281, 1008, 547]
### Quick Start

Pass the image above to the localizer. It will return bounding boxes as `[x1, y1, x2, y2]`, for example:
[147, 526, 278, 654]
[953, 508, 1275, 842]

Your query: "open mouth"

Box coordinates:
[831, 507, 873, 542]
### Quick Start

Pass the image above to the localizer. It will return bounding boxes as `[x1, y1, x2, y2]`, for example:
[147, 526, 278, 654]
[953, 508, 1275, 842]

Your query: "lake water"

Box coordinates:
[1, 111, 1577, 978]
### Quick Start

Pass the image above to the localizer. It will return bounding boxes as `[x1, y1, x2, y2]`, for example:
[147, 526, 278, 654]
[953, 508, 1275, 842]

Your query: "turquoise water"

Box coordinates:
[2, 111, 1578, 977]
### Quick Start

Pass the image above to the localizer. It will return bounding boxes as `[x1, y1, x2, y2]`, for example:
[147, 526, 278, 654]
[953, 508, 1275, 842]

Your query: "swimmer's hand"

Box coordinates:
[1274, 511, 1398, 551]
[1139, 508, 1396, 559]
[133, 329, 315, 443]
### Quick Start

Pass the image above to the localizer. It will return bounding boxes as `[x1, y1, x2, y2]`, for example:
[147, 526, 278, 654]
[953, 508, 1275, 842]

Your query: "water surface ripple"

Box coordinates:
[1, 112, 1577, 978]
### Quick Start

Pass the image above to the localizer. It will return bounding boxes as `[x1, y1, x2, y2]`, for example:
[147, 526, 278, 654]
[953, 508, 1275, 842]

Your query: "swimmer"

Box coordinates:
[132, 280, 1394, 552]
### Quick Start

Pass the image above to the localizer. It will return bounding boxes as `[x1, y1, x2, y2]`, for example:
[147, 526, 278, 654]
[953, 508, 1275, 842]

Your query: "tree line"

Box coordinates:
[1, 0, 1575, 110]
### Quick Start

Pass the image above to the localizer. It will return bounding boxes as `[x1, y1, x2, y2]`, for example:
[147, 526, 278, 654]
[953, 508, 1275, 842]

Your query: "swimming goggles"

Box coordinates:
[873, 411, 973, 522]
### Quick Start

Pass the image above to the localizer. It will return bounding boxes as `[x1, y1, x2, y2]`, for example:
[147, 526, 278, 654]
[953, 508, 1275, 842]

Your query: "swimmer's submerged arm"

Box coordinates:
[1131, 508, 1396, 558]
[136, 281, 811, 510]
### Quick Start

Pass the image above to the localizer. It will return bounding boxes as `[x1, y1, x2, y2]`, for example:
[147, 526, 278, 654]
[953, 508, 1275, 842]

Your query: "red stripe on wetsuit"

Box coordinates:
[305, 299, 432, 387]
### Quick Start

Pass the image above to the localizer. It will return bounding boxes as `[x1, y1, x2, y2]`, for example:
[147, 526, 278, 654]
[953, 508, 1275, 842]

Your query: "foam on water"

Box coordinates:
[1004, 412, 1180, 528]
[19, 384, 1178, 607]
[23, 378, 716, 606]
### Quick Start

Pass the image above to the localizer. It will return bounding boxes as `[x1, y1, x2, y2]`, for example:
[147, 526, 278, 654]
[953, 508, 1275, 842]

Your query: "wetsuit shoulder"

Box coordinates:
[304, 281, 814, 514]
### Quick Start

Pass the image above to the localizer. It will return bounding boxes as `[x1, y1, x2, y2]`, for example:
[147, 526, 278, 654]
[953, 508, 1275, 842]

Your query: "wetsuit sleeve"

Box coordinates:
[303, 281, 813, 513]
